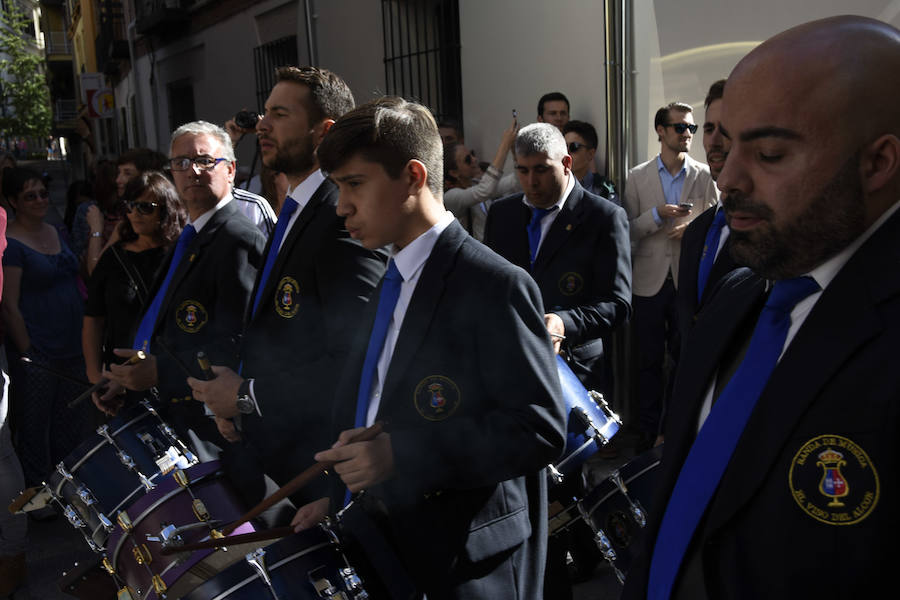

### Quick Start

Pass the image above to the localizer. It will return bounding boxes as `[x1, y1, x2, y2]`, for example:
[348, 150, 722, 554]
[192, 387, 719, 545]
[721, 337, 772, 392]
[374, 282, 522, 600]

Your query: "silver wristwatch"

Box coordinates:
[236, 379, 255, 414]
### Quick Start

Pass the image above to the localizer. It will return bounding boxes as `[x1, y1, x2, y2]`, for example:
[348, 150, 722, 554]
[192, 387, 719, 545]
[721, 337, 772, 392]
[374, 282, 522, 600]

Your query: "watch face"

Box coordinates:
[236, 395, 254, 414]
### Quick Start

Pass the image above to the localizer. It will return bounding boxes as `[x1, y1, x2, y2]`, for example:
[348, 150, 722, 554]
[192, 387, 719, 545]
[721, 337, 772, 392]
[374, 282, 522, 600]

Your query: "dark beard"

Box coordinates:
[726, 153, 865, 279]
[263, 134, 316, 176]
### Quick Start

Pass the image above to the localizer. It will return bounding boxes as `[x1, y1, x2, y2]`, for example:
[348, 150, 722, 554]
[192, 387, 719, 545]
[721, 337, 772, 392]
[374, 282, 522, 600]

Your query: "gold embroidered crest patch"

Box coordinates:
[788, 434, 879, 526]
[175, 300, 208, 333]
[413, 376, 461, 421]
[274, 276, 300, 318]
[558, 272, 584, 296]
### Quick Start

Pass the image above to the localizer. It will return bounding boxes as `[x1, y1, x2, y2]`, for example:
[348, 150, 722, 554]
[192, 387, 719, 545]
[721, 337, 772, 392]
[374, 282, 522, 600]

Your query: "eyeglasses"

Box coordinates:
[463, 150, 477, 166]
[169, 156, 229, 172]
[126, 200, 161, 215]
[22, 189, 49, 202]
[568, 141, 592, 153]
[665, 123, 699, 134]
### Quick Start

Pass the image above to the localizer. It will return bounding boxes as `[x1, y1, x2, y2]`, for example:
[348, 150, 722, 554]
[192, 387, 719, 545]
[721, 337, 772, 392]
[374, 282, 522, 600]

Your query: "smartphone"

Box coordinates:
[679, 202, 694, 210]
[512, 109, 518, 125]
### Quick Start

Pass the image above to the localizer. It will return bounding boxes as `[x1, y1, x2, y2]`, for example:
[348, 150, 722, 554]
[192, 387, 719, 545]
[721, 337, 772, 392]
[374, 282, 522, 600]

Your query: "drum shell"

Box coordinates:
[182, 527, 359, 600]
[105, 461, 255, 600]
[47, 402, 185, 548]
[579, 444, 664, 577]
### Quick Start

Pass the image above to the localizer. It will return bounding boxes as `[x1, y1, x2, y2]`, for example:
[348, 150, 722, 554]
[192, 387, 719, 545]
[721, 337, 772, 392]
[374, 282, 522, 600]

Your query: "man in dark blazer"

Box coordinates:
[291, 97, 567, 599]
[484, 122, 631, 394]
[675, 79, 739, 342]
[188, 67, 385, 502]
[104, 121, 265, 441]
[623, 16, 900, 598]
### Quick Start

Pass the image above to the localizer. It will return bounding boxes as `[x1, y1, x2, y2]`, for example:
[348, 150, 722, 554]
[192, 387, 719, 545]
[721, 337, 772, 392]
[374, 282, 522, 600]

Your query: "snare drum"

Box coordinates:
[104, 460, 256, 600]
[565, 444, 665, 584]
[182, 526, 371, 600]
[548, 355, 622, 483]
[46, 400, 197, 551]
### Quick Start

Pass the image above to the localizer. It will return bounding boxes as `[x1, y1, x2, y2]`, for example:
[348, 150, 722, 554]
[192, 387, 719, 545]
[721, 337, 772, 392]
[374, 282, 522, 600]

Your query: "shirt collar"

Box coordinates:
[189, 193, 232, 232]
[657, 154, 687, 179]
[390, 211, 455, 282]
[807, 200, 900, 291]
[285, 169, 326, 213]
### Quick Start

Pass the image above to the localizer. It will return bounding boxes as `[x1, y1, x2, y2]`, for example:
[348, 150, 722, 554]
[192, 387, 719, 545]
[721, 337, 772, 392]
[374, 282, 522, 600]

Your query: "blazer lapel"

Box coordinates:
[378, 222, 467, 410]
[706, 212, 900, 533]
[154, 201, 234, 332]
[678, 156, 699, 204]
[533, 182, 583, 273]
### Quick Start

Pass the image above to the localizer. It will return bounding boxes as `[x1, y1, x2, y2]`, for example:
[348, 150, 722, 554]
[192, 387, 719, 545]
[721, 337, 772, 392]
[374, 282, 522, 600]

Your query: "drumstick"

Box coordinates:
[19, 356, 91, 387]
[67, 351, 147, 408]
[222, 421, 384, 536]
[159, 525, 294, 555]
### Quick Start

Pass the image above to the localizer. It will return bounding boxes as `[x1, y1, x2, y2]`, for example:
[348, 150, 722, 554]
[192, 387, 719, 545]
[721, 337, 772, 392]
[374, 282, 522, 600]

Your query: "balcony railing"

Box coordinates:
[54, 98, 78, 122]
[45, 30, 71, 55]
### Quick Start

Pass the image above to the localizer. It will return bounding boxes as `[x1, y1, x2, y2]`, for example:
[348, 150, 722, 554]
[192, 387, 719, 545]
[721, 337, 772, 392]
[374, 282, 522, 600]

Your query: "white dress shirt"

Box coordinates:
[189, 194, 232, 232]
[365, 211, 455, 426]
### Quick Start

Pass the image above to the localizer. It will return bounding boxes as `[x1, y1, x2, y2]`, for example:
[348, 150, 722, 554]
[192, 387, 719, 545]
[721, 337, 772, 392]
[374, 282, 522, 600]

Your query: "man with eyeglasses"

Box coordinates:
[624, 101, 717, 451]
[187, 67, 386, 507]
[103, 121, 266, 446]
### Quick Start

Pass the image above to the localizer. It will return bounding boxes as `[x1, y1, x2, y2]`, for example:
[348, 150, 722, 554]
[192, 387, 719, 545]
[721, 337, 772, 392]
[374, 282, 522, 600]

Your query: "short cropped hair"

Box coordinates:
[654, 101, 693, 131]
[704, 79, 726, 110]
[117, 147, 168, 172]
[514, 123, 568, 162]
[1, 166, 41, 201]
[275, 66, 355, 123]
[119, 171, 186, 245]
[562, 120, 598, 149]
[537, 92, 570, 117]
[170, 121, 236, 162]
[318, 96, 443, 197]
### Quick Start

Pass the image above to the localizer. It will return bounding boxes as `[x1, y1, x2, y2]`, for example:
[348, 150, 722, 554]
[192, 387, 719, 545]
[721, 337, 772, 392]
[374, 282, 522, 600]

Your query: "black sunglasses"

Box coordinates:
[126, 200, 161, 215]
[665, 123, 699, 134]
[568, 141, 592, 153]
[463, 150, 477, 165]
[22, 189, 50, 202]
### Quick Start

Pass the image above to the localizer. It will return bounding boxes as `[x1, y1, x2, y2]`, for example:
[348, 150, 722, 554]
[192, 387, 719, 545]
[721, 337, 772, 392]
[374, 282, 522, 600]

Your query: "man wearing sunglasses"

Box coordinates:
[103, 121, 266, 447]
[562, 120, 620, 206]
[624, 101, 717, 451]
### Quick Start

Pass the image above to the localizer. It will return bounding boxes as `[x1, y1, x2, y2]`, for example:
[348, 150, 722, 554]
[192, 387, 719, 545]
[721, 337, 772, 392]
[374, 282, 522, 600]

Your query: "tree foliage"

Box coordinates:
[0, 1, 51, 139]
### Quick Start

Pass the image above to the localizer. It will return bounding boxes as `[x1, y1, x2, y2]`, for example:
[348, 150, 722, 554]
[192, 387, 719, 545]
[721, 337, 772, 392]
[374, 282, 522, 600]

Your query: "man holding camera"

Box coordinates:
[624, 102, 717, 450]
[189, 67, 386, 505]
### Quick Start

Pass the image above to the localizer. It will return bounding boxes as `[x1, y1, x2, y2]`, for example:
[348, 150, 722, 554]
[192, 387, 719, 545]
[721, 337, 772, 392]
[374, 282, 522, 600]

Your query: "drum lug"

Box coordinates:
[56, 462, 75, 482]
[339, 566, 369, 598]
[593, 528, 626, 584]
[99, 423, 158, 492]
[245, 548, 279, 596]
[588, 390, 623, 426]
[76, 485, 97, 506]
[98, 512, 115, 533]
[116, 586, 137, 600]
[117, 510, 133, 533]
[146, 523, 183, 548]
[546, 463, 565, 485]
[609, 471, 647, 528]
[310, 571, 343, 599]
[63, 504, 86, 529]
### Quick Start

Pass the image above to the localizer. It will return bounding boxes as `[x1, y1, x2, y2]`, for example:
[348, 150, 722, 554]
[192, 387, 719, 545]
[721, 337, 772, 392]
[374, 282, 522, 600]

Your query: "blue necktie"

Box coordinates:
[527, 207, 554, 268]
[696, 209, 727, 302]
[344, 259, 403, 506]
[648, 276, 820, 599]
[133, 224, 197, 352]
[251, 197, 299, 317]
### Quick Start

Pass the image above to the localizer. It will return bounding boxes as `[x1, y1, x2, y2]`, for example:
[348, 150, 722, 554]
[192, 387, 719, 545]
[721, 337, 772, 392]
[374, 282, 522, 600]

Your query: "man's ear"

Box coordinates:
[314, 119, 336, 146]
[561, 154, 573, 175]
[406, 160, 428, 194]
[860, 134, 900, 195]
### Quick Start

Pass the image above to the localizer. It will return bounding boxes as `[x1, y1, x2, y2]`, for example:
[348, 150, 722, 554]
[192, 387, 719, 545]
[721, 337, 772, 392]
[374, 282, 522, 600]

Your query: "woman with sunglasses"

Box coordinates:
[83, 171, 185, 415]
[0, 167, 92, 487]
[443, 118, 518, 240]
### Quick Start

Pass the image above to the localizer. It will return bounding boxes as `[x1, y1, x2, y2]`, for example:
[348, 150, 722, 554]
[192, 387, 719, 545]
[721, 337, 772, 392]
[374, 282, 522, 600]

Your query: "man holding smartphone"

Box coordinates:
[624, 101, 717, 450]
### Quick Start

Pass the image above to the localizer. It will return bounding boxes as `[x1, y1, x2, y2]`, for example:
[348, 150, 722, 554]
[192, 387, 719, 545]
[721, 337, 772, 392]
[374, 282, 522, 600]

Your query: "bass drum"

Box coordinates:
[46, 400, 197, 551]
[104, 461, 257, 600]
[182, 526, 372, 600]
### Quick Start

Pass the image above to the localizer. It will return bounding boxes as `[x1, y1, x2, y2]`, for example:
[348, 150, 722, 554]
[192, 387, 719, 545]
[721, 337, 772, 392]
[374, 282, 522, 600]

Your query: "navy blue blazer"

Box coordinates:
[238, 178, 386, 499]
[332, 220, 567, 599]
[624, 210, 900, 599]
[483, 181, 632, 390]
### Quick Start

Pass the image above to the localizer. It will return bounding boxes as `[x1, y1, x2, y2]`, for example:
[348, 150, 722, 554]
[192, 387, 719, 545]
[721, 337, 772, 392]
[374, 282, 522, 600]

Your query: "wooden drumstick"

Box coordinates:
[67, 351, 147, 408]
[222, 421, 384, 536]
[159, 525, 295, 555]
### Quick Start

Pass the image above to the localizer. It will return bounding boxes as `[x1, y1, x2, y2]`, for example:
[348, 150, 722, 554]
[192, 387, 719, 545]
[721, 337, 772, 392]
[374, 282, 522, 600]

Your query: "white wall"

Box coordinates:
[315, 0, 386, 102]
[459, 0, 610, 173]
